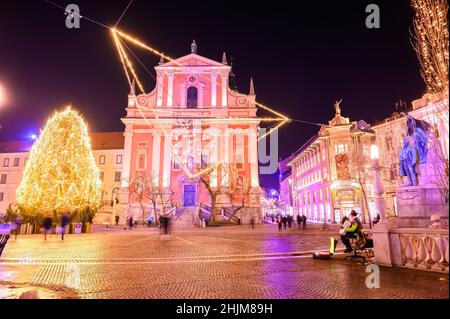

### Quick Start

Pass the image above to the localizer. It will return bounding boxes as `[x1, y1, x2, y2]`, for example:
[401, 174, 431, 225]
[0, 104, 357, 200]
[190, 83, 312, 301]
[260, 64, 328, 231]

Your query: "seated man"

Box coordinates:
[340, 210, 363, 253]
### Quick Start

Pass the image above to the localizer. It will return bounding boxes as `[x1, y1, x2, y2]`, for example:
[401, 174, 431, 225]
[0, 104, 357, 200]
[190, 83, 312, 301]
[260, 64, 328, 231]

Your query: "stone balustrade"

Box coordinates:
[392, 228, 449, 272]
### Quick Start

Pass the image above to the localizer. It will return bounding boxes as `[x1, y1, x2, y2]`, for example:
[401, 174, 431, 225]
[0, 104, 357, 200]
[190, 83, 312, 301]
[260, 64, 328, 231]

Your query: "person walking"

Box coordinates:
[128, 216, 133, 230]
[11, 217, 22, 240]
[282, 216, 287, 230]
[302, 214, 307, 230]
[250, 217, 255, 230]
[297, 214, 302, 230]
[43, 215, 52, 240]
[115, 215, 120, 226]
[60, 213, 70, 240]
[287, 215, 292, 229]
[277, 215, 282, 232]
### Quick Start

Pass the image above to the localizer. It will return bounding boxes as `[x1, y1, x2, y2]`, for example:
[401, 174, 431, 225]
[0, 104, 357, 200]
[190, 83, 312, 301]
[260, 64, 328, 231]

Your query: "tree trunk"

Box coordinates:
[359, 180, 372, 229]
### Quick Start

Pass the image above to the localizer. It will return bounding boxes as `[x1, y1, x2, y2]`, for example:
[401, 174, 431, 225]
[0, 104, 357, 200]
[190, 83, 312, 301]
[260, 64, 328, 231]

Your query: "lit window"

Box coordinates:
[3, 158, 9, 167]
[114, 171, 121, 182]
[99, 155, 106, 164]
[14, 158, 20, 167]
[1, 174, 7, 184]
[116, 155, 123, 164]
[99, 172, 104, 181]
[201, 154, 209, 169]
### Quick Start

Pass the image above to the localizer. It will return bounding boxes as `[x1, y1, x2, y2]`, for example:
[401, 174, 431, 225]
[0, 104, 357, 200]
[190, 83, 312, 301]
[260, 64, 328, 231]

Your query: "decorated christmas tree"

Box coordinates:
[16, 107, 102, 214]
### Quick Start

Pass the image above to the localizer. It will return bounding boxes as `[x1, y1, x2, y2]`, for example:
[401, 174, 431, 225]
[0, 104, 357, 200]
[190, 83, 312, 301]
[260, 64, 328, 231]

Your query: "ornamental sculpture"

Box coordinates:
[399, 115, 431, 186]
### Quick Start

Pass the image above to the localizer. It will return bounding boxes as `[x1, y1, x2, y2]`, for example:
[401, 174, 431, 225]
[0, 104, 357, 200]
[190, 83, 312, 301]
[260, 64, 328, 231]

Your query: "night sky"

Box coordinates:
[0, 0, 425, 188]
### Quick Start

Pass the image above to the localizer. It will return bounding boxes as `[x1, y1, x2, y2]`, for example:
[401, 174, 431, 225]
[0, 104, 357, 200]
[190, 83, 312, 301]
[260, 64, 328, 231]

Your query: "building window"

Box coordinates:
[0, 192, 3, 201]
[201, 154, 209, 169]
[0, 174, 7, 184]
[114, 171, 121, 182]
[3, 158, 9, 167]
[235, 139, 245, 170]
[334, 144, 348, 154]
[99, 172, 104, 181]
[99, 155, 106, 164]
[13, 158, 20, 167]
[137, 153, 146, 170]
[187, 86, 198, 108]
[116, 155, 123, 164]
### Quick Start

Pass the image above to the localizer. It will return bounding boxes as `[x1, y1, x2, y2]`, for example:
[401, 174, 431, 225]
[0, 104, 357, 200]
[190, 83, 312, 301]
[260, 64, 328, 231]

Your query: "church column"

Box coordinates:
[152, 132, 162, 185]
[221, 72, 228, 107]
[121, 129, 134, 188]
[249, 129, 259, 187]
[211, 72, 217, 107]
[193, 121, 201, 166]
[222, 127, 230, 187]
[156, 72, 164, 107]
[162, 131, 172, 188]
[167, 71, 174, 107]
[211, 130, 218, 187]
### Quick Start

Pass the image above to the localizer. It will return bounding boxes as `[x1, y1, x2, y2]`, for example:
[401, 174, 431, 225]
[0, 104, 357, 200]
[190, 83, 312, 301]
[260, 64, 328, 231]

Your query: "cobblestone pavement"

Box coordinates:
[0, 224, 448, 299]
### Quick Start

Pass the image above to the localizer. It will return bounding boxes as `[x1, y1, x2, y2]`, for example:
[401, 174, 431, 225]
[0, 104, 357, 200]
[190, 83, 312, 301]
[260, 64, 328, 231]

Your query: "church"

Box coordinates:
[118, 41, 264, 224]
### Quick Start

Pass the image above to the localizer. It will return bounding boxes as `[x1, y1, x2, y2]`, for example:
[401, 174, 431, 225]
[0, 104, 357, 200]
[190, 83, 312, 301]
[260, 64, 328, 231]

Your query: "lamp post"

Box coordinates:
[370, 144, 386, 222]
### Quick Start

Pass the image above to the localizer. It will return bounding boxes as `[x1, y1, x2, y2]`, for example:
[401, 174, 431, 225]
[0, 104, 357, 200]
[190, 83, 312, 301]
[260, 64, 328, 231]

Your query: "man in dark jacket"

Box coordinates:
[60, 213, 70, 240]
[297, 214, 302, 230]
[43, 215, 52, 240]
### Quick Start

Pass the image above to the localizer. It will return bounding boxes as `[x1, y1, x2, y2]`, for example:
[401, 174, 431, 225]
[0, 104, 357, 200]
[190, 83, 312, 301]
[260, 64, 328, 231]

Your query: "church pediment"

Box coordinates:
[157, 53, 228, 68]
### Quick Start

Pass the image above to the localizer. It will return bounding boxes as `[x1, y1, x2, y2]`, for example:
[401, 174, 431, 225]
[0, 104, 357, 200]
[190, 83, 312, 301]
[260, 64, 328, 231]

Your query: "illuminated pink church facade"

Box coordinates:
[119, 42, 262, 223]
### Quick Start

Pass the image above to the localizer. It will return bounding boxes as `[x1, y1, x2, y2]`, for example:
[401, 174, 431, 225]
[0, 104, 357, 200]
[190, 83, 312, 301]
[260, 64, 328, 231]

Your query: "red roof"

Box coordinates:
[0, 131, 124, 153]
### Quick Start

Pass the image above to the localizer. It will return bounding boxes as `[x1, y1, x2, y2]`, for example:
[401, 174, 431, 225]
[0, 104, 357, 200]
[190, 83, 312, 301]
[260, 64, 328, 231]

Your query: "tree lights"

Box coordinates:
[16, 107, 102, 213]
[411, 0, 449, 95]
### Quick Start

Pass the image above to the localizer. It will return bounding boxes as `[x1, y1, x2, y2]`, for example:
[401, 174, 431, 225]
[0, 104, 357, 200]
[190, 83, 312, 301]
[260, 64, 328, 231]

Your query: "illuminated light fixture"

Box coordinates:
[370, 144, 379, 160]
[30, 134, 38, 140]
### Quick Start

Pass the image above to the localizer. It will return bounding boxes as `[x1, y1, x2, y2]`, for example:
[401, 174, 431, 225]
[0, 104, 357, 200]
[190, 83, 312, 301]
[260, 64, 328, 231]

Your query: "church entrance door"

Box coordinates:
[183, 184, 197, 207]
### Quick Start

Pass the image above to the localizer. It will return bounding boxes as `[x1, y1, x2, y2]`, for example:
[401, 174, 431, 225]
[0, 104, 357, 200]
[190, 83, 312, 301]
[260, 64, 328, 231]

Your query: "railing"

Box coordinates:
[199, 203, 212, 220]
[393, 228, 449, 272]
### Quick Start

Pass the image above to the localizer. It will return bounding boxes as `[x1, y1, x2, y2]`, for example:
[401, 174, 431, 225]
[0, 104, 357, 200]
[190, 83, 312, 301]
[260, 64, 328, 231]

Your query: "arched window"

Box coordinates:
[187, 86, 198, 108]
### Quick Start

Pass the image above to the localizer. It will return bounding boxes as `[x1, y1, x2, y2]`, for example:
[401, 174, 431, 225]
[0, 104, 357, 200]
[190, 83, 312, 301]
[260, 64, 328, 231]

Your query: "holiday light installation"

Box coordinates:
[411, 0, 449, 95]
[110, 27, 290, 179]
[16, 107, 102, 213]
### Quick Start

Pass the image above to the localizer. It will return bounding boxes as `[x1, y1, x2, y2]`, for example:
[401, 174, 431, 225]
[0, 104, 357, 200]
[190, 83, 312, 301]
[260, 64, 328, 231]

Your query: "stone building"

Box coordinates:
[288, 102, 376, 224]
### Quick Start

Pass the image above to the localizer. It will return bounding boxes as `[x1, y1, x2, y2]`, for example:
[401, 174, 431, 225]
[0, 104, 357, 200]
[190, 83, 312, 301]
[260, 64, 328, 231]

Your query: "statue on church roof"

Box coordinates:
[334, 99, 342, 116]
[191, 40, 197, 54]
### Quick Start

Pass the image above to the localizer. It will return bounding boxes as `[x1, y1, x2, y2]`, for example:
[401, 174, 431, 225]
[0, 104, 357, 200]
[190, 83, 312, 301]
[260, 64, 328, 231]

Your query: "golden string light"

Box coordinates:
[16, 107, 103, 212]
[411, 0, 449, 95]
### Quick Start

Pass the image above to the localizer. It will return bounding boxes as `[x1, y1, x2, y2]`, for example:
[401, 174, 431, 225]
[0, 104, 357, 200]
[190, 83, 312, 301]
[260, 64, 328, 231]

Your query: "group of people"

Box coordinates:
[124, 214, 171, 236]
[10, 213, 71, 241]
[276, 214, 306, 232]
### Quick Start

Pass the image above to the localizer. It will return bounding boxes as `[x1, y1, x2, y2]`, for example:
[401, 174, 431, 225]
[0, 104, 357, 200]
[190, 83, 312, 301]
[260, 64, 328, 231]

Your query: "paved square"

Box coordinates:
[0, 225, 448, 299]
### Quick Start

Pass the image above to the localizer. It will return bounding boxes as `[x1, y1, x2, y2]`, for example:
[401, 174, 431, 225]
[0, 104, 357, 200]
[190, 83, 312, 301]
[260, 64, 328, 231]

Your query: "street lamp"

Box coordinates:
[371, 144, 386, 222]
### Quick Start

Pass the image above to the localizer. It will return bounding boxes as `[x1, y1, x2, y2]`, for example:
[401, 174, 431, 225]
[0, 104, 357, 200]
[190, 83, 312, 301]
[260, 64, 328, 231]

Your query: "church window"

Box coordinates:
[187, 86, 198, 108]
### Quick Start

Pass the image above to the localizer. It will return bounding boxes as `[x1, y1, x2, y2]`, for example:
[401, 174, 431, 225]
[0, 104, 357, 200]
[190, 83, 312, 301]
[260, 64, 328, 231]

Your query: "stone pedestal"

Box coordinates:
[372, 221, 398, 267]
[214, 190, 231, 221]
[396, 186, 448, 228]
